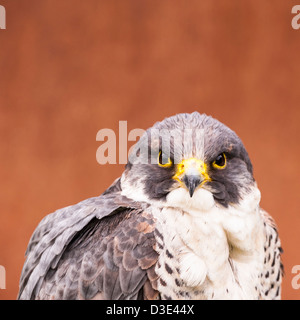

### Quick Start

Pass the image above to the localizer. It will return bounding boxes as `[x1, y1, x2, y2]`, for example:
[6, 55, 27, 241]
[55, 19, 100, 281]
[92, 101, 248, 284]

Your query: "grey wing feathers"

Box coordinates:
[260, 209, 284, 300]
[36, 209, 158, 300]
[18, 179, 159, 300]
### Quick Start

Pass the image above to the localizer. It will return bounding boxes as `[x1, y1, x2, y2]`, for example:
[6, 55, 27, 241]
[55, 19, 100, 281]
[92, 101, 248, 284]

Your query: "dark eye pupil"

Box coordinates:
[159, 151, 168, 165]
[215, 154, 225, 166]
[159, 151, 163, 164]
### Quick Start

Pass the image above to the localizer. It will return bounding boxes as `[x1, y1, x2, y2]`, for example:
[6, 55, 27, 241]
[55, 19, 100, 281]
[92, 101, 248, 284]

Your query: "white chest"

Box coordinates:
[153, 188, 265, 300]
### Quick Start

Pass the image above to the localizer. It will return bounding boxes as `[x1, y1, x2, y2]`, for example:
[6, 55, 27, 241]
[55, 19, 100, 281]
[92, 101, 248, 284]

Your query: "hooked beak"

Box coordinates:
[173, 158, 211, 197]
[182, 174, 204, 197]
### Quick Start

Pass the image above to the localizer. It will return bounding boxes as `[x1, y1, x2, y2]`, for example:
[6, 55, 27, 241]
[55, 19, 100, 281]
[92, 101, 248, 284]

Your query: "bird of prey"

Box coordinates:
[18, 112, 283, 300]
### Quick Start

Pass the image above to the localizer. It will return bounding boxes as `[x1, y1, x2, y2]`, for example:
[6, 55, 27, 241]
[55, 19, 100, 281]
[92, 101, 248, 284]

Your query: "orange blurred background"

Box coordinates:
[0, 0, 300, 300]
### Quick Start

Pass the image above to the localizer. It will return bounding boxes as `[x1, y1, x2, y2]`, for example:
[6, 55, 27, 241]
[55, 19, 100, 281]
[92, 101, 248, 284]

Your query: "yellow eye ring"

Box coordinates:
[158, 151, 173, 168]
[212, 153, 227, 169]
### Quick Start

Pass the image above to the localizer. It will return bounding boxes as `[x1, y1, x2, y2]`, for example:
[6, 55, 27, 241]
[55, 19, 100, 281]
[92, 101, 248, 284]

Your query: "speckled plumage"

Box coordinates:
[18, 112, 283, 300]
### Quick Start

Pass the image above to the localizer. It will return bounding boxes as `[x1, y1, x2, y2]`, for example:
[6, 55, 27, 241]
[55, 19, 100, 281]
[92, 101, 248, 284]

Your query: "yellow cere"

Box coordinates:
[173, 158, 211, 183]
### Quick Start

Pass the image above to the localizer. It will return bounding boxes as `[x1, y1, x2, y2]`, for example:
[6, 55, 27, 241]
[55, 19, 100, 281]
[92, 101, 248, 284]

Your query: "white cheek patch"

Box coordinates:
[166, 187, 215, 213]
[238, 186, 261, 213]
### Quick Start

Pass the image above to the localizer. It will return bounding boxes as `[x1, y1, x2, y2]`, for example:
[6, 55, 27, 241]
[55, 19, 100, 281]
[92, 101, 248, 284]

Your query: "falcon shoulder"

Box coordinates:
[18, 179, 159, 300]
[260, 208, 284, 300]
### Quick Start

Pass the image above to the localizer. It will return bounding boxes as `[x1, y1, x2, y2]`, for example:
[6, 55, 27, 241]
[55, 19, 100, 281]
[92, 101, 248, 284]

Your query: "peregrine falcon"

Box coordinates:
[18, 112, 283, 300]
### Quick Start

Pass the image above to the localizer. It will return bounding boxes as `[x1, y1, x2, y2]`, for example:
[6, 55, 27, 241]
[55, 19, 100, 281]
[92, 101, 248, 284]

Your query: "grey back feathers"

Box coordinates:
[18, 180, 153, 299]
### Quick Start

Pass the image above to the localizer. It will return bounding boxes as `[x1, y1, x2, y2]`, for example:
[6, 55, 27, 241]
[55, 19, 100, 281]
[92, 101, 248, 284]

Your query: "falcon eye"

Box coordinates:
[158, 151, 173, 168]
[212, 153, 227, 169]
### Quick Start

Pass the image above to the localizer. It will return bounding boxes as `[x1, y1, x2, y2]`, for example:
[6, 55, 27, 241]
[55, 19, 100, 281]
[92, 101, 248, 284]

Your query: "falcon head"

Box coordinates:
[121, 112, 258, 211]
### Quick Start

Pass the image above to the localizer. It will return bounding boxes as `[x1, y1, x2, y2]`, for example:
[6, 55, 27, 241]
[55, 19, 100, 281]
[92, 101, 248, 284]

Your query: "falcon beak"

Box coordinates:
[173, 158, 211, 197]
[183, 175, 203, 197]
